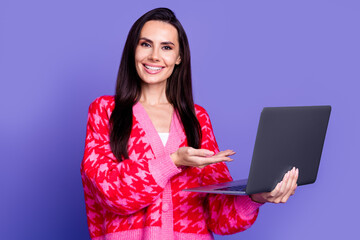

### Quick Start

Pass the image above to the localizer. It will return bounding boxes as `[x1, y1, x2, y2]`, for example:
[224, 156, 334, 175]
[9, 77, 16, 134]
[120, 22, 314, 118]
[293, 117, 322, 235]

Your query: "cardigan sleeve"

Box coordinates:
[81, 96, 181, 216]
[196, 105, 263, 235]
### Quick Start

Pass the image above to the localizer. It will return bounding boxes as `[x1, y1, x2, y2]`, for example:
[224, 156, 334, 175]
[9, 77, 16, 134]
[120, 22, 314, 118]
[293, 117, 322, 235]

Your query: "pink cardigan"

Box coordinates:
[81, 96, 262, 240]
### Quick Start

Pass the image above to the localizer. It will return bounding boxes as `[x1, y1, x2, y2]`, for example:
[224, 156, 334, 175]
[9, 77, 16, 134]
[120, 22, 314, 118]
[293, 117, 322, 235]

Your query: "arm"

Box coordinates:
[81, 97, 181, 216]
[197, 107, 263, 235]
[202, 163, 263, 235]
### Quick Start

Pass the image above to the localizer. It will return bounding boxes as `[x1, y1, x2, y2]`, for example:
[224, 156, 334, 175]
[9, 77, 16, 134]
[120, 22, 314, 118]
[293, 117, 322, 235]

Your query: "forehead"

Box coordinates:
[140, 20, 179, 43]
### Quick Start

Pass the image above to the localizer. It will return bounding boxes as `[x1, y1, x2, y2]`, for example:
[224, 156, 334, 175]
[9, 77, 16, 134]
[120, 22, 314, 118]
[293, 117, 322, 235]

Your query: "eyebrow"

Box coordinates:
[139, 37, 175, 46]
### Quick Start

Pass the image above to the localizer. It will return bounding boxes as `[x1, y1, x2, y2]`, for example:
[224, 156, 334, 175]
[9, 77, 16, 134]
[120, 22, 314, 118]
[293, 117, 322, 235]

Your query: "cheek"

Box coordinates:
[135, 48, 146, 63]
[134, 51, 144, 75]
[164, 53, 180, 66]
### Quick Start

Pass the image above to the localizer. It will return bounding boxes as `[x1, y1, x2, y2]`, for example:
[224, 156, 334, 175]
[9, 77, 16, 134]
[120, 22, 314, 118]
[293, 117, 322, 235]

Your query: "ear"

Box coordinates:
[176, 56, 181, 65]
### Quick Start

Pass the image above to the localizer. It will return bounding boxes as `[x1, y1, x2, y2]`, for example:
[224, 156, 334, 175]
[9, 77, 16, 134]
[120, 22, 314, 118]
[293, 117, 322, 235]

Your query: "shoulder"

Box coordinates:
[194, 104, 206, 115]
[88, 95, 115, 119]
[194, 104, 212, 126]
[88, 95, 115, 112]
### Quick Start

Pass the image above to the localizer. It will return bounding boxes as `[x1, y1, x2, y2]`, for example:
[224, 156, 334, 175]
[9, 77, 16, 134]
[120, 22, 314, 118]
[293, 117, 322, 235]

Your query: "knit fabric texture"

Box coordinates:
[81, 96, 262, 240]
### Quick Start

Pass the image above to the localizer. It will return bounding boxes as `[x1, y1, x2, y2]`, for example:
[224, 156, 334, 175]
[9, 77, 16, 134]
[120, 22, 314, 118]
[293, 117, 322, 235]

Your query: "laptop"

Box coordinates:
[183, 105, 331, 195]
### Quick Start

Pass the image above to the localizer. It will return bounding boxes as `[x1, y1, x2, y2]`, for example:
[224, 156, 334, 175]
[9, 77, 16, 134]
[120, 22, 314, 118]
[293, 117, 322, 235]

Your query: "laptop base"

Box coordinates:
[183, 179, 248, 195]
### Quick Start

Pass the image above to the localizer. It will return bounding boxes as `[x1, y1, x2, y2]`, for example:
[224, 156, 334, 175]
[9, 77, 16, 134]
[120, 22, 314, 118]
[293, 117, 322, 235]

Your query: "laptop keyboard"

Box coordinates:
[216, 185, 246, 192]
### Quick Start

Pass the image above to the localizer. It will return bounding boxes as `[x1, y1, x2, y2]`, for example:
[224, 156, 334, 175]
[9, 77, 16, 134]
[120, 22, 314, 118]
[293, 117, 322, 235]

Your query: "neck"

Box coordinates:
[140, 81, 169, 105]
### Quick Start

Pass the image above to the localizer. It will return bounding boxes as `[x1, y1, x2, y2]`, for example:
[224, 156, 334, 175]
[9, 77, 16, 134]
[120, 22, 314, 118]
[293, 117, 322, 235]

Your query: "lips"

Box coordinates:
[145, 64, 162, 70]
[143, 64, 164, 74]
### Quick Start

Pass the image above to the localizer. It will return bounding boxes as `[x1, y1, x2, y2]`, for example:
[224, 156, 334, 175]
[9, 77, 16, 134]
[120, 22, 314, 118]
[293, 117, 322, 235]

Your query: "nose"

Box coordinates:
[149, 47, 160, 62]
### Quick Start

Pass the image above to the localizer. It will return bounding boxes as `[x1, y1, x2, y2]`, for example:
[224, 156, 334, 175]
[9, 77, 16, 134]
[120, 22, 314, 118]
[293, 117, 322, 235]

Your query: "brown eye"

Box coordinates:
[162, 46, 172, 50]
[141, 42, 151, 47]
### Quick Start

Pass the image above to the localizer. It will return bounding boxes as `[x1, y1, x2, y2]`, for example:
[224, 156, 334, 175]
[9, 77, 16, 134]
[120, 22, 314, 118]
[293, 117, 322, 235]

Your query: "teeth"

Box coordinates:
[145, 65, 162, 70]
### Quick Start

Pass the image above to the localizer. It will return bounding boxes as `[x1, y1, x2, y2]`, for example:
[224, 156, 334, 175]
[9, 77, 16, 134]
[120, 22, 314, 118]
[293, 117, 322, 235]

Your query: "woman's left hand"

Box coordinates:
[250, 167, 299, 204]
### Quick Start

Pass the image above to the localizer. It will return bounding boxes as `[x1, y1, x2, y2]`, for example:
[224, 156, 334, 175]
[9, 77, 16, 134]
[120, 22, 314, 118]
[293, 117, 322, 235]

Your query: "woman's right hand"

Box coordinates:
[170, 147, 235, 168]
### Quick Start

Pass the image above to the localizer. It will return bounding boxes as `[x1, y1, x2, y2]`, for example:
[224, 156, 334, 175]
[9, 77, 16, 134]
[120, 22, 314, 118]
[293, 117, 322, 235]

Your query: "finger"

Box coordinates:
[291, 184, 298, 195]
[280, 171, 293, 203]
[190, 148, 214, 157]
[211, 154, 234, 161]
[222, 149, 236, 156]
[276, 171, 291, 202]
[188, 155, 230, 168]
[201, 156, 234, 166]
[295, 167, 299, 185]
[273, 169, 293, 202]
[295, 168, 299, 183]
[281, 168, 297, 202]
[290, 168, 299, 196]
[214, 150, 236, 157]
[285, 168, 296, 192]
[192, 159, 232, 168]
[269, 181, 282, 201]
[289, 168, 299, 194]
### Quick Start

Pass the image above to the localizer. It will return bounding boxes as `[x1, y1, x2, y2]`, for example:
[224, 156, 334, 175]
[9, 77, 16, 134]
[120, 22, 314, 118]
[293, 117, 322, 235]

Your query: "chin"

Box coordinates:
[143, 80, 167, 85]
[139, 73, 171, 85]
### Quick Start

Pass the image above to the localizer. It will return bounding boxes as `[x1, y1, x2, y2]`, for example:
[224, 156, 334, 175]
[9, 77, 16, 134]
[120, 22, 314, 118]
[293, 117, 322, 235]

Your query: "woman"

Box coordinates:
[81, 7, 298, 240]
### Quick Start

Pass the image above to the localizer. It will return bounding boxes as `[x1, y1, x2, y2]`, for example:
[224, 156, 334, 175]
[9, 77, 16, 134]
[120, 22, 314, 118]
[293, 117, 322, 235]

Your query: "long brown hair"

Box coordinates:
[110, 8, 201, 161]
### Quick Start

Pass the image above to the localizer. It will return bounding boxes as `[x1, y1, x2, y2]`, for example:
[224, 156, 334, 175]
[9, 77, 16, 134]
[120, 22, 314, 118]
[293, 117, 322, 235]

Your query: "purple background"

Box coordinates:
[1, 0, 359, 239]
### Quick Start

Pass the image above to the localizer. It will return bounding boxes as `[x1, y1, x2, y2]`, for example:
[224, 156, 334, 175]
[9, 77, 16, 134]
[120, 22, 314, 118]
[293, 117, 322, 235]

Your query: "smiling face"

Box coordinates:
[135, 20, 181, 86]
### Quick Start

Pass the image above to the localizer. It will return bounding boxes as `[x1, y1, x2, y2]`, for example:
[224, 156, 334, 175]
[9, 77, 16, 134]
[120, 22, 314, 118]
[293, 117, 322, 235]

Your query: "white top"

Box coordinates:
[158, 132, 169, 146]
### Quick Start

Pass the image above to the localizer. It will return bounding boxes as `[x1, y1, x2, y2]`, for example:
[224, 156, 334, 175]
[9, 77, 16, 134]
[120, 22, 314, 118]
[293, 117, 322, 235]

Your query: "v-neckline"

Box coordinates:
[133, 102, 185, 157]
[138, 102, 173, 134]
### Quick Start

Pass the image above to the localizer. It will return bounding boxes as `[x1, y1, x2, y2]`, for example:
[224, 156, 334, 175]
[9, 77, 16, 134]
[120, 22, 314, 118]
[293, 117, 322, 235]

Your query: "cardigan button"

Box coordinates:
[162, 203, 169, 212]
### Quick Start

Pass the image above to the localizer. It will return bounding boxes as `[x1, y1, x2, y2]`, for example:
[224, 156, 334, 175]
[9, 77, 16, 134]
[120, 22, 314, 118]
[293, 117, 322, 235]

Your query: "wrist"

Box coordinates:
[170, 152, 180, 167]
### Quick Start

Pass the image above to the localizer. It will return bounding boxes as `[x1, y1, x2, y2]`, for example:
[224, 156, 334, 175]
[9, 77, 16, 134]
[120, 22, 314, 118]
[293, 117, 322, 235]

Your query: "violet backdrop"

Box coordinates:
[0, 0, 359, 239]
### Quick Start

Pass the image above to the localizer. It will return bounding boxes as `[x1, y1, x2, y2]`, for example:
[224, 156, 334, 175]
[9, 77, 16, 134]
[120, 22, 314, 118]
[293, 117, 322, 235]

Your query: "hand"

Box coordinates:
[170, 147, 235, 168]
[250, 167, 299, 204]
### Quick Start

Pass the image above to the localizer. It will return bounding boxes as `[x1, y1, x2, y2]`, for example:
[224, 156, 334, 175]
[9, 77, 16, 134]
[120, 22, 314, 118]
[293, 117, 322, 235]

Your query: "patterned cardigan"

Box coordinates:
[81, 95, 262, 240]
